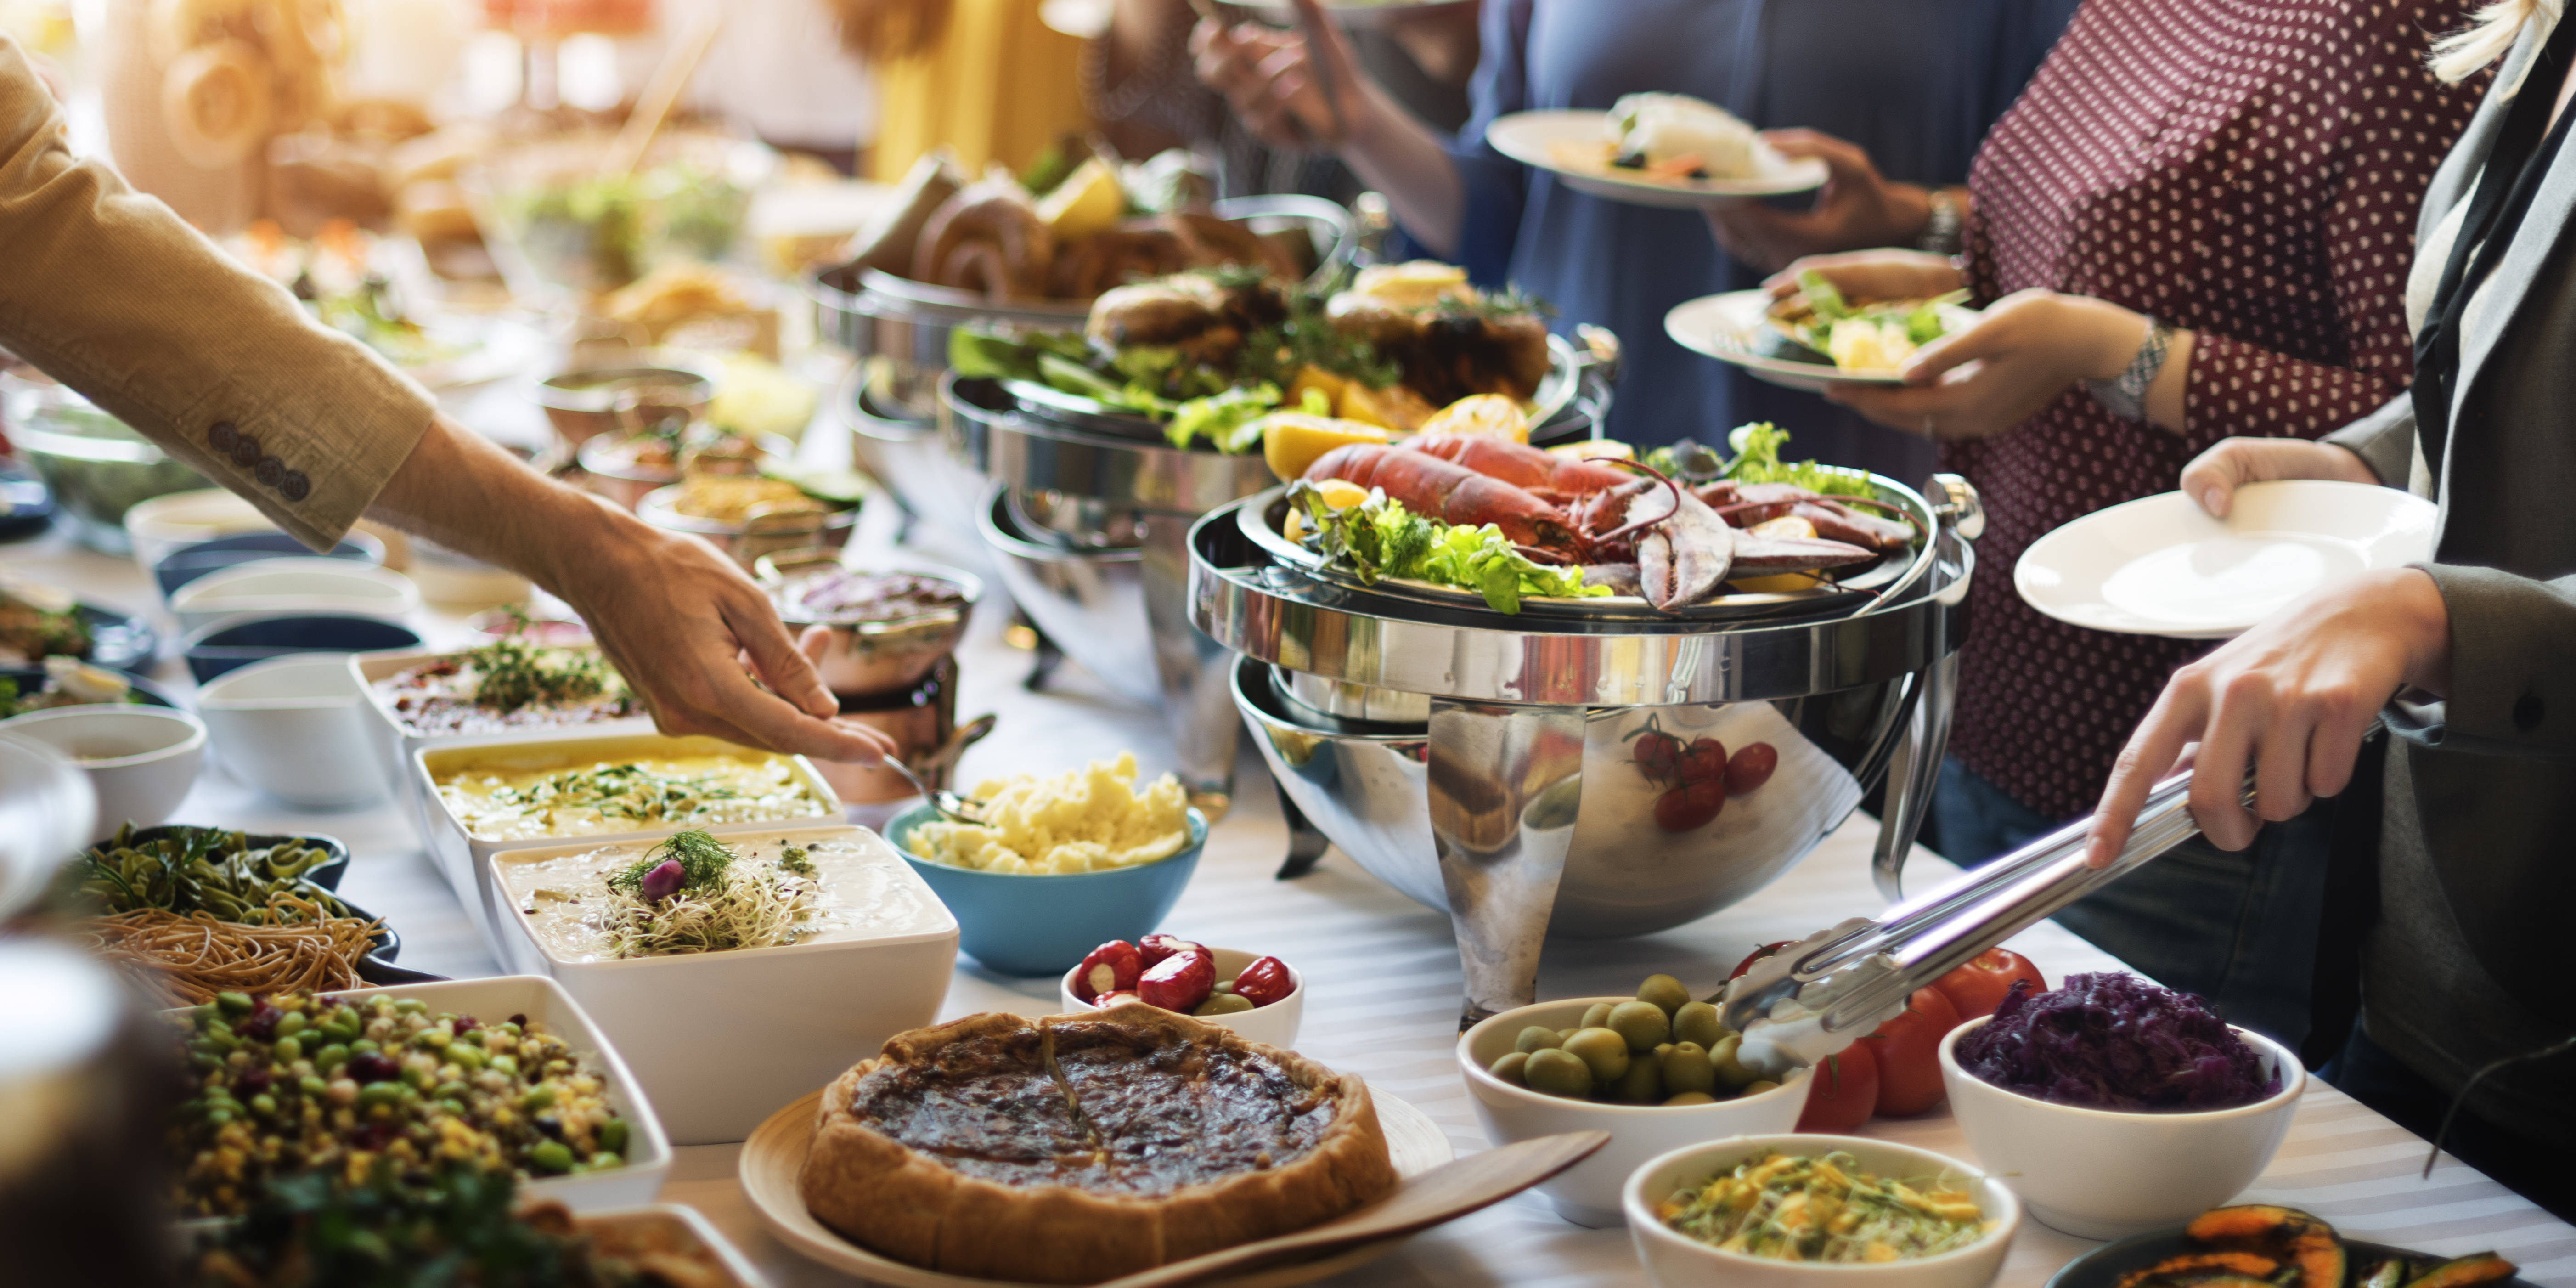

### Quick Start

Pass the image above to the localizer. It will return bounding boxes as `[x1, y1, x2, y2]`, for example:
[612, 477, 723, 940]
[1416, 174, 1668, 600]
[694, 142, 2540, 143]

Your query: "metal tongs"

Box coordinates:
[1719, 770, 2248, 1058]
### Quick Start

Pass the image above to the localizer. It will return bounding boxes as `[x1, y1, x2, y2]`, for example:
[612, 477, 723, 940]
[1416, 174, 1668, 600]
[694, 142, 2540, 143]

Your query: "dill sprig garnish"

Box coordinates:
[605, 829, 735, 895]
[462, 637, 622, 714]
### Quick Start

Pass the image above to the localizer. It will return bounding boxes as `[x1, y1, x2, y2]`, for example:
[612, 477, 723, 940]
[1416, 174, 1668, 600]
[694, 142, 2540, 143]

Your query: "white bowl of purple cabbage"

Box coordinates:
[1936, 972, 2304, 1240]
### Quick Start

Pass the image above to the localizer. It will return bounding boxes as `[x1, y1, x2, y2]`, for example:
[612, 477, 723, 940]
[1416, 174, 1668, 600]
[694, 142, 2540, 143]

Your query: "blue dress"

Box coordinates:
[1439, 0, 2080, 464]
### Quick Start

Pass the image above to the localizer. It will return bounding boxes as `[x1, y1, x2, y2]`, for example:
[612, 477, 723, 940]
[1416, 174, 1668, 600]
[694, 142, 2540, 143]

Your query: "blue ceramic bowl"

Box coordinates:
[885, 803, 1207, 977]
[181, 614, 423, 684]
[153, 531, 385, 599]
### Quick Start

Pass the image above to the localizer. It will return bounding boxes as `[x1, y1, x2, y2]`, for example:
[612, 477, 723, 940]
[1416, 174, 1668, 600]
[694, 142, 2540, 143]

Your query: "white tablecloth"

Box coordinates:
[17, 497, 2573, 1288]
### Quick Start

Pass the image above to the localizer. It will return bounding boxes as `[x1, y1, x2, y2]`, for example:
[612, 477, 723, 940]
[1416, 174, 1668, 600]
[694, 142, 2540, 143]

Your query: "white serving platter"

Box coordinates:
[2015, 480, 2439, 639]
[1666, 289, 1922, 390]
[741, 1083, 1454, 1288]
[1487, 110, 1828, 208]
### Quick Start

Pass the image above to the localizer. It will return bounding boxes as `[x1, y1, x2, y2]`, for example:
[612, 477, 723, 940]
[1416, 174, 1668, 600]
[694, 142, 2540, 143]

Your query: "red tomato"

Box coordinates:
[1929, 949, 2046, 1025]
[1859, 987, 1960, 1116]
[1681, 737, 1729, 785]
[1652, 779, 1725, 832]
[1725, 742, 1779, 795]
[1728, 940, 1797, 980]
[1629, 729, 1682, 785]
[1794, 1039, 1879, 1133]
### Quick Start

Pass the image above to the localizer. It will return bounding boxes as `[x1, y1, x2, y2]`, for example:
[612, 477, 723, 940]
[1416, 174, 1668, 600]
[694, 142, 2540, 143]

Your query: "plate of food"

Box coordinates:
[1487, 98, 1829, 208]
[0, 577, 158, 672]
[2015, 481, 2437, 639]
[743, 1006, 1456, 1288]
[1253, 424, 1931, 619]
[2046, 1205, 2528, 1288]
[1666, 276, 1979, 390]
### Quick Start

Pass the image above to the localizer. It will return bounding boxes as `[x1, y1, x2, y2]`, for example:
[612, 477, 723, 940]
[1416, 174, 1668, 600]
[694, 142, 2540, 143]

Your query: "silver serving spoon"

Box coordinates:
[878, 756, 989, 825]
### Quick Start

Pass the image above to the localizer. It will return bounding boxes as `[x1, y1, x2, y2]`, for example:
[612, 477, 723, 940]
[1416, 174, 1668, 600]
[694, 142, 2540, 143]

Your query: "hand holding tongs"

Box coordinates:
[1719, 770, 2249, 1059]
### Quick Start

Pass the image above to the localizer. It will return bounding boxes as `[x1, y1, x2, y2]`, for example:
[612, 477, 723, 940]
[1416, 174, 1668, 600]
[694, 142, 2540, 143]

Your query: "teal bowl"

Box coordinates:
[885, 803, 1207, 977]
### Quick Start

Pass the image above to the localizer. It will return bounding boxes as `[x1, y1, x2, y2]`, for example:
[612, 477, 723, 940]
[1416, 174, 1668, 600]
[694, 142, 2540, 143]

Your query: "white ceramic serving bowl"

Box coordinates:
[1937, 1016, 2305, 1238]
[1623, 1133, 2020, 1288]
[581, 1204, 774, 1288]
[196, 654, 384, 809]
[414, 731, 842, 961]
[169, 557, 421, 633]
[0, 706, 206, 839]
[122, 488, 272, 574]
[307, 975, 671, 1211]
[487, 824, 957, 1145]
[1056, 945, 1304, 1050]
[349, 648, 657, 886]
[1458, 997, 1813, 1228]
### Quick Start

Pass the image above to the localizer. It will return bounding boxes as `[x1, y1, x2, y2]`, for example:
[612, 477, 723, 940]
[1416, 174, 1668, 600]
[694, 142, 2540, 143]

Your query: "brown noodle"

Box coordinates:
[84, 895, 383, 1006]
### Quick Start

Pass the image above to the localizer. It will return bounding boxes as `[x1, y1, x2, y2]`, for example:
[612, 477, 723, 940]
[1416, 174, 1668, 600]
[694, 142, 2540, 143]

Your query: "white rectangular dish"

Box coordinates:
[413, 731, 842, 960]
[487, 824, 957, 1144]
[349, 649, 658, 889]
[159, 975, 673, 1212]
[581, 1203, 775, 1288]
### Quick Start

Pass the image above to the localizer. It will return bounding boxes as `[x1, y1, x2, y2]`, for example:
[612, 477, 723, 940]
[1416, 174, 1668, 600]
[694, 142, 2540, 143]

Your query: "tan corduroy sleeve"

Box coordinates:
[0, 36, 435, 550]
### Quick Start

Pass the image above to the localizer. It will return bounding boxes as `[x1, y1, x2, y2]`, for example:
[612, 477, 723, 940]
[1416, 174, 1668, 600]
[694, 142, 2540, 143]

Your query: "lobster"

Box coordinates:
[1696, 480, 1919, 552]
[1303, 442, 1584, 553]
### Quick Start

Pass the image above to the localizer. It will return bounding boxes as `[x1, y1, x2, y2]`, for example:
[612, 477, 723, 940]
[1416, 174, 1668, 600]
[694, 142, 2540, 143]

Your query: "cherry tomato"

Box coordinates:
[1794, 1039, 1879, 1133]
[1725, 742, 1779, 795]
[1929, 948, 2046, 1025]
[1859, 987, 1960, 1116]
[1232, 956, 1295, 1007]
[1729, 940, 1797, 980]
[1652, 779, 1725, 832]
[1071, 940, 1142, 1003]
[1681, 737, 1729, 785]
[1630, 730, 1682, 784]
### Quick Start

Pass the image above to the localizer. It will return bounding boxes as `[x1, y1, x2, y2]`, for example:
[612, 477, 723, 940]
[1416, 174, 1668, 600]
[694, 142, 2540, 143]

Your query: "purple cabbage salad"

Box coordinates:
[1954, 971, 2279, 1111]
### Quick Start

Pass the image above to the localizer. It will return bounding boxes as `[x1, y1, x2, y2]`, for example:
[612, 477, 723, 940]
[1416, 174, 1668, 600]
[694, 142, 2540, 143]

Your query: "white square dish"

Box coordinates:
[486, 824, 957, 1144]
[413, 731, 842, 959]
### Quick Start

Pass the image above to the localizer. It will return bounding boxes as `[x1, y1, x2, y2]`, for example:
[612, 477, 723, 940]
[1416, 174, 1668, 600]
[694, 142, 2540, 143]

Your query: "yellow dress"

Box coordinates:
[868, 0, 1091, 182]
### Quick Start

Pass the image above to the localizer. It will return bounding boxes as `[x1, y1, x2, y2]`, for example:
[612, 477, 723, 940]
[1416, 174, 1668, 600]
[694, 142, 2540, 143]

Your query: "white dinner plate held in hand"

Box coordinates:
[2015, 481, 2438, 639]
[1486, 110, 1828, 208]
[1664, 289, 1918, 390]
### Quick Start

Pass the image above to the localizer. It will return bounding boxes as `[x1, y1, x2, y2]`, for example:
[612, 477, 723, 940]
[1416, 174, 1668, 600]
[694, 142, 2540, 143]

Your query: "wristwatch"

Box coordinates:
[2089, 319, 2173, 422]
[1916, 188, 1963, 256]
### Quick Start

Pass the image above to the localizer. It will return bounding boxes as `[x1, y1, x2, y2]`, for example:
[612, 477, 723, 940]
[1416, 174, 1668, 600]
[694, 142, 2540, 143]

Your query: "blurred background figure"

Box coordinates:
[1190, 0, 2081, 459]
[832, 0, 1093, 182]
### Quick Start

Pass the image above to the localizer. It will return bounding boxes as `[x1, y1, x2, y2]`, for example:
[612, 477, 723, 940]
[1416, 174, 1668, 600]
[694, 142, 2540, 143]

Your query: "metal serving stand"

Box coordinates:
[1188, 474, 1981, 1026]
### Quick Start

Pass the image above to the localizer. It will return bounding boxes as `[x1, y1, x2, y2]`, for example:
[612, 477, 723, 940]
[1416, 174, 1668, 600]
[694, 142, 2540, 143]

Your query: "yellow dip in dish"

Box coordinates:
[907, 752, 1190, 874]
[435, 753, 825, 841]
[498, 830, 945, 961]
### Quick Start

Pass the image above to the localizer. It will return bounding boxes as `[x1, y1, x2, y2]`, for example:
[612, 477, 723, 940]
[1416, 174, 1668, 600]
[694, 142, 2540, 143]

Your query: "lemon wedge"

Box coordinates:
[1260, 412, 1391, 482]
[1419, 393, 1530, 442]
[1035, 157, 1126, 241]
[1549, 439, 1635, 461]
[1282, 477, 1370, 540]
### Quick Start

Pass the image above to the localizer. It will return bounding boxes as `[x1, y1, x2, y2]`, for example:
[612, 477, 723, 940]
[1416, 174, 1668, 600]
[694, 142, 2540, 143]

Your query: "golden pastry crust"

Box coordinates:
[800, 1005, 1395, 1284]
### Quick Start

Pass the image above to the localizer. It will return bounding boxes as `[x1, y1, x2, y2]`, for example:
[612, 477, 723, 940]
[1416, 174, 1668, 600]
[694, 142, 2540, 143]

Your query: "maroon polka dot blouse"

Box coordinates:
[1943, 0, 2486, 820]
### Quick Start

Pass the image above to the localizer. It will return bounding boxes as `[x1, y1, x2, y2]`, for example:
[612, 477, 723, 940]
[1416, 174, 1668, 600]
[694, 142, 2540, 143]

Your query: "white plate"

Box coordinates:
[1487, 110, 1828, 208]
[2015, 481, 2438, 639]
[1665, 289, 1913, 390]
[743, 1083, 1454, 1288]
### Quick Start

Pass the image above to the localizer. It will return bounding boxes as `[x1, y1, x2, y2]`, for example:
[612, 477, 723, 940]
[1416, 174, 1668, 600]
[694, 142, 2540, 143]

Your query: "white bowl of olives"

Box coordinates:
[1456, 974, 1814, 1229]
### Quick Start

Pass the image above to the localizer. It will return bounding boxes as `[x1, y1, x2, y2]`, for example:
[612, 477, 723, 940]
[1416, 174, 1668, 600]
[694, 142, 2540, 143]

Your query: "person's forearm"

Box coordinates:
[1339, 83, 1466, 256]
[366, 415, 625, 596]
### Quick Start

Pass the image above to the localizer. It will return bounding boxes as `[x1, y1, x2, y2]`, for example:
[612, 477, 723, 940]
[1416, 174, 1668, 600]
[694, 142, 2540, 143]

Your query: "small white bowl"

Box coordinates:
[0, 706, 206, 839]
[1938, 1015, 2305, 1239]
[1624, 1133, 2019, 1288]
[197, 654, 384, 809]
[170, 557, 421, 633]
[488, 824, 957, 1145]
[123, 488, 273, 575]
[1458, 997, 1813, 1228]
[1057, 945, 1305, 1050]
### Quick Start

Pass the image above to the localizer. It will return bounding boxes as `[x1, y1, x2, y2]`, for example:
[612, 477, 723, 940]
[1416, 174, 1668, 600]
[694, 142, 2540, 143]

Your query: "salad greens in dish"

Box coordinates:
[1285, 480, 1607, 614]
[1766, 270, 1972, 374]
[1640, 422, 1877, 500]
[1657, 1150, 1994, 1262]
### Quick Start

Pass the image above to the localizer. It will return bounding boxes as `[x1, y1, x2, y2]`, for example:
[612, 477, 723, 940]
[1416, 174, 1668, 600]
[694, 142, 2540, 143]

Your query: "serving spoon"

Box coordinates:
[879, 756, 990, 825]
[1091, 1130, 1608, 1288]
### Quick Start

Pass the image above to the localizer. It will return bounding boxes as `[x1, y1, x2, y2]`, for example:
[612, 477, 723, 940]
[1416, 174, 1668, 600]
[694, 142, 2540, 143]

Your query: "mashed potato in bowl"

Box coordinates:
[907, 753, 1192, 874]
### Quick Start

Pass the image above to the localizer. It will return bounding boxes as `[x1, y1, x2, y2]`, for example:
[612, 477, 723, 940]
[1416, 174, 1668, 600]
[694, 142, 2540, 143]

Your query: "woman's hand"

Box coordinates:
[1702, 130, 1934, 272]
[2180, 437, 2383, 519]
[1825, 289, 2154, 441]
[2086, 568, 2451, 865]
[1190, 0, 1371, 151]
[1765, 249, 1964, 303]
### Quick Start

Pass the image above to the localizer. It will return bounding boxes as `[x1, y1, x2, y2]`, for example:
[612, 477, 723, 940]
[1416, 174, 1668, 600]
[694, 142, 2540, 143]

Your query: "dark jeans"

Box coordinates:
[2322, 1027, 2576, 1222]
[1928, 758, 2330, 1050]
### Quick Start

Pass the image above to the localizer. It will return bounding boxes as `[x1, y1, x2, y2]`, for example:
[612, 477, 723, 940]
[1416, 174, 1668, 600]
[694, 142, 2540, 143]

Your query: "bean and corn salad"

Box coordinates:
[173, 991, 631, 1218]
[1658, 1151, 1992, 1263]
[80, 826, 348, 923]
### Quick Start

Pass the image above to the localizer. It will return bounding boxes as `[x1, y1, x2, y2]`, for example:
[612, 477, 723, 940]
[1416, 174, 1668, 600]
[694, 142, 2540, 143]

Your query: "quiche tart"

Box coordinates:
[800, 1005, 1397, 1283]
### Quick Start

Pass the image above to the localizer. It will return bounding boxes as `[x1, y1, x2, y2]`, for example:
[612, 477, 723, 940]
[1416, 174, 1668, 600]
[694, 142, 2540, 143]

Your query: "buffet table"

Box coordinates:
[17, 505, 2575, 1288]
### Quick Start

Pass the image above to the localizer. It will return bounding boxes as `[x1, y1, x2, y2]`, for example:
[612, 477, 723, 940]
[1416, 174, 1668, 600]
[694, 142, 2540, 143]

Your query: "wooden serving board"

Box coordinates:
[739, 1085, 1456, 1288]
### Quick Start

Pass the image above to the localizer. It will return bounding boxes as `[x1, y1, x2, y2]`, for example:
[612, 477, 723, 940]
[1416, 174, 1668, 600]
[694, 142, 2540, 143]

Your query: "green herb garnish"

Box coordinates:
[778, 845, 813, 876]
[606, 829, 735, 895]
[1718, 422, 1875, 498]
[461, 638, 619, 715]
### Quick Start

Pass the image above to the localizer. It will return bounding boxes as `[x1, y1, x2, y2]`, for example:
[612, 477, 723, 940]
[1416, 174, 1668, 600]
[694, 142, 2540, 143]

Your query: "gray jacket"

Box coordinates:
[2323, 18, 2576, 1125]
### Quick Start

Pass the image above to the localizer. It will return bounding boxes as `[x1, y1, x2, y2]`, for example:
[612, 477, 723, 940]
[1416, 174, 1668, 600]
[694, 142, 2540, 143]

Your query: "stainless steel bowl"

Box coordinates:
[975, 483, 1158, 706]
[834, 358, 991, 554]
[756, 549, 981, 696]
[636, 485, 861, 571]
[532, 354, 717, 456]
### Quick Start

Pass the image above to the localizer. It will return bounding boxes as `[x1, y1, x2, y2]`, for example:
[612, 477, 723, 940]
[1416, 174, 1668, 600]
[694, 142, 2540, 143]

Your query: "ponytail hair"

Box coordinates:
[2431, 0, 2561, 86]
